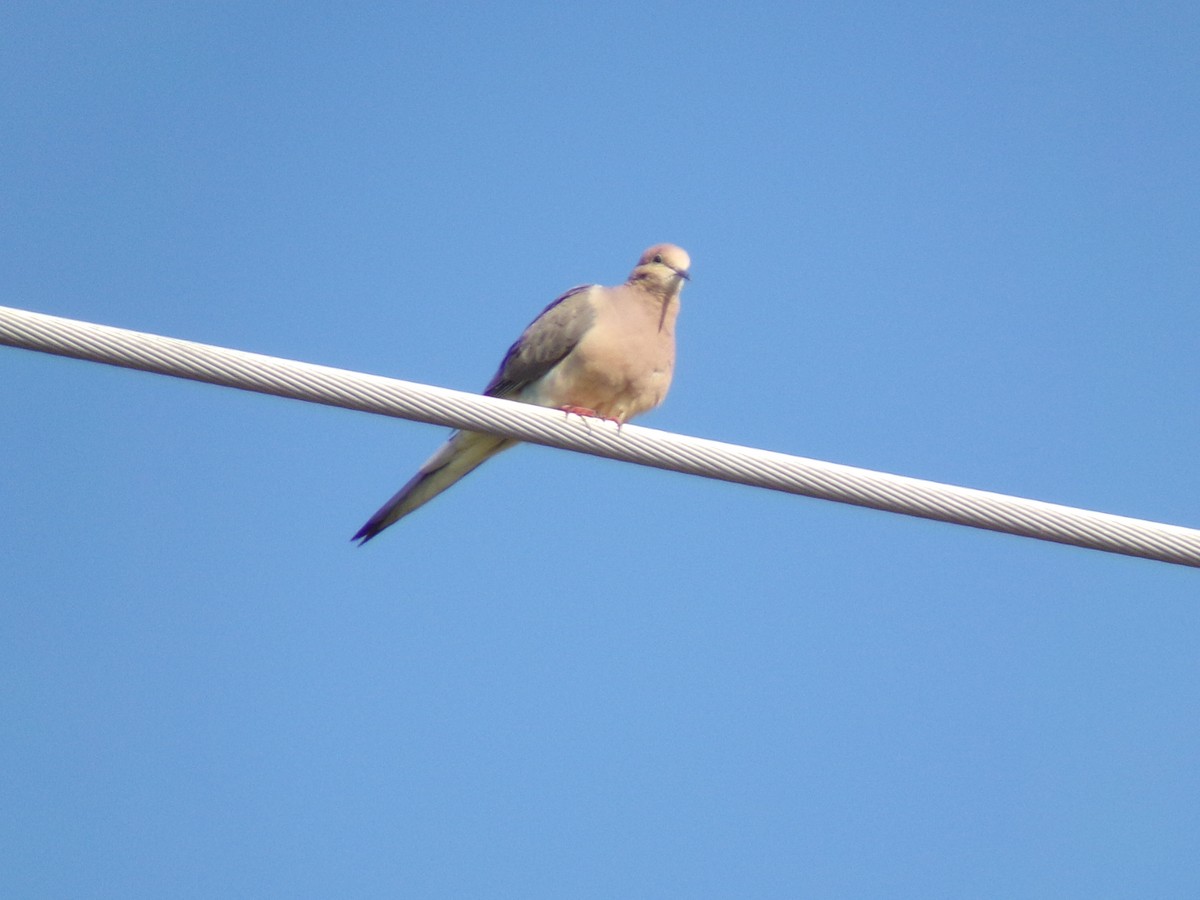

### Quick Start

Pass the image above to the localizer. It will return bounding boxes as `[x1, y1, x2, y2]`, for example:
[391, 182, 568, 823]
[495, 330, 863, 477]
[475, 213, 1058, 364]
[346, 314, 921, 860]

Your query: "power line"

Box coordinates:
[3, 303, 1198, 568]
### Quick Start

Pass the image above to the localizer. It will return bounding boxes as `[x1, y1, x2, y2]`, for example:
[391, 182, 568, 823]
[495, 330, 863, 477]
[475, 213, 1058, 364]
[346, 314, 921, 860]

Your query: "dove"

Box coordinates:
[353, 243, 690, 543]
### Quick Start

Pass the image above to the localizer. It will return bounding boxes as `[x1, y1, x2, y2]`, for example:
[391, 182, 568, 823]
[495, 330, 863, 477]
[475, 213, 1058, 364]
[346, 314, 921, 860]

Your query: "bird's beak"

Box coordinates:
[675, 268, 691, 281]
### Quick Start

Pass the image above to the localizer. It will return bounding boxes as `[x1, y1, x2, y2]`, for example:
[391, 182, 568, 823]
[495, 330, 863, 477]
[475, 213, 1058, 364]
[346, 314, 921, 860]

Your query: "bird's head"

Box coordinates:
[630, 243, 691, 293]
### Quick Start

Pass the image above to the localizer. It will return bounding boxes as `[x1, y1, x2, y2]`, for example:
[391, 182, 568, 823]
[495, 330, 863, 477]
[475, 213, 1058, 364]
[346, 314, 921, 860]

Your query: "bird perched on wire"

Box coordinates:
[353, 243, 691, 543]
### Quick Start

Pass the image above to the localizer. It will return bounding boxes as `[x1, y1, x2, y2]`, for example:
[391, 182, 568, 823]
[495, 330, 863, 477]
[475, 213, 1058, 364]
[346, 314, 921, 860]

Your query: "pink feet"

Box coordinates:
[559, 405, 624, 427]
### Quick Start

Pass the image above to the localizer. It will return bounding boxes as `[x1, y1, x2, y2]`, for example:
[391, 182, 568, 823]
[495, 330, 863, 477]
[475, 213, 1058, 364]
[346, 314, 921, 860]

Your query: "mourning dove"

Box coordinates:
[353, 243, 691, 543]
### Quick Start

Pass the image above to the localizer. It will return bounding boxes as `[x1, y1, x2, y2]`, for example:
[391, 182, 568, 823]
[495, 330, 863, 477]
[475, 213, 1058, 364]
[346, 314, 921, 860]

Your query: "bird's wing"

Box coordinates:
[483, 285, 597, 399]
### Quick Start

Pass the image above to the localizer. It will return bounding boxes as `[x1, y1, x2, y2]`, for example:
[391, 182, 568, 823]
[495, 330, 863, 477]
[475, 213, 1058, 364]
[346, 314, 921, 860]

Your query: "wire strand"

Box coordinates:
[3, 303, 1198, 568]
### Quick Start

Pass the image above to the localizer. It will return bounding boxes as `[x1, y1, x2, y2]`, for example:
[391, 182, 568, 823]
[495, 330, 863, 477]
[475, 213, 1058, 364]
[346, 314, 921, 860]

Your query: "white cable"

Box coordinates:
[3, 303, 1198, 568]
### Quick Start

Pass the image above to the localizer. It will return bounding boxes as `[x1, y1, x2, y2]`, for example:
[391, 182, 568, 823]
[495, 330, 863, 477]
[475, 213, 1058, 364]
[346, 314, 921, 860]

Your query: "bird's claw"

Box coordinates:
[560, 406, 624, 429]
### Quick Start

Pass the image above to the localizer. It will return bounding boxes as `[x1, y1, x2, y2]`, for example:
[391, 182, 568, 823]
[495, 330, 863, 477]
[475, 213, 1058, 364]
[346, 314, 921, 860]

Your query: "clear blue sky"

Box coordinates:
[4, 3, 1199, 897]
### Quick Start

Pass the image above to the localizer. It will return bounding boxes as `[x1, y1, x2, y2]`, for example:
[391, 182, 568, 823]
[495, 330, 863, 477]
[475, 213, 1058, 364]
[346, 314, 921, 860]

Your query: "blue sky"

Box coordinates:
[3, 2, 1199, 896]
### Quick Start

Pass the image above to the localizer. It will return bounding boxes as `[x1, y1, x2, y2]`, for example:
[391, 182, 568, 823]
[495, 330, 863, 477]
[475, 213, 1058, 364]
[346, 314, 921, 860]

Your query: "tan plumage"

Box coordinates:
[353, 243, 690, 543]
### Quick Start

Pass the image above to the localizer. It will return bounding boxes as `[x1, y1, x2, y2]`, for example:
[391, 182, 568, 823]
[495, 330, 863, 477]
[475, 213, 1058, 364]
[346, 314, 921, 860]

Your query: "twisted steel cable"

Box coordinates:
[4, 303, 1198, 567]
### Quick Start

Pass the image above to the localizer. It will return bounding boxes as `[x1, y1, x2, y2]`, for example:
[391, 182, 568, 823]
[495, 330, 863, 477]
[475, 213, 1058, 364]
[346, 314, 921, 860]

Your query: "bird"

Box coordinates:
[352, 243, 691, 544]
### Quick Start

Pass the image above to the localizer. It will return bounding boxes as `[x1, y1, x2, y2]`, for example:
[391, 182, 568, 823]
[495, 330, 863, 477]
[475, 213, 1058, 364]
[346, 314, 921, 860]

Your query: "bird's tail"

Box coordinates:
[352, 431, 514, 544]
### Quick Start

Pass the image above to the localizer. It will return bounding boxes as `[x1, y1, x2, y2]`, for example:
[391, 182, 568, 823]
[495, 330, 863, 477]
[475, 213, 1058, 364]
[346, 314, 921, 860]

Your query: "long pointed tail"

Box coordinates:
[352, 431, 514, 544]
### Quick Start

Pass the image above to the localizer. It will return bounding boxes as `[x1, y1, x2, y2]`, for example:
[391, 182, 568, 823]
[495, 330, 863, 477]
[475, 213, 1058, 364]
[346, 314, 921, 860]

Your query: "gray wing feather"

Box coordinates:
[484, 284, 596, 398]
[352, 284, 597, 542]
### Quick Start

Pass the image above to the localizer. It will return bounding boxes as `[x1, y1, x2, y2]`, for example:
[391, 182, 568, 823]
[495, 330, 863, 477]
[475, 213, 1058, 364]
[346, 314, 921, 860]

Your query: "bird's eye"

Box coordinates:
[653, 254, 663, 264]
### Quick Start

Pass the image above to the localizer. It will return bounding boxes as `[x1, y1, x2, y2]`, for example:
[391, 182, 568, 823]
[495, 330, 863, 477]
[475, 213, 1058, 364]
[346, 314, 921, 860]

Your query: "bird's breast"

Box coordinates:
[533, 302, 676, 422]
